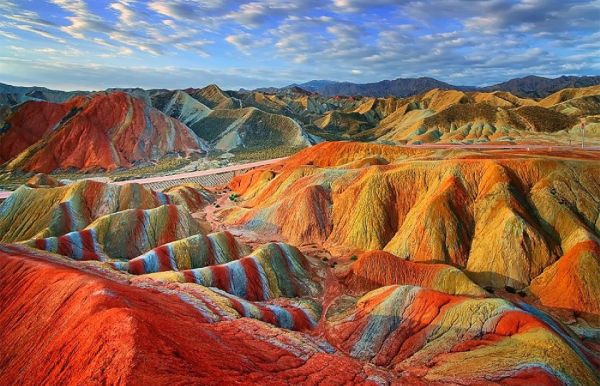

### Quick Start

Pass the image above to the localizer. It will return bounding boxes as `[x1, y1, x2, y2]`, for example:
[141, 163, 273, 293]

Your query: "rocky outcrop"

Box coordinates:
[142, 242, 321, 301]
[0, 245, 368, 384]
[1, 92, 207, 172]
[226, 142, 600, 290]
[345, 250, 486, 297]
[325, 284, 599, 384]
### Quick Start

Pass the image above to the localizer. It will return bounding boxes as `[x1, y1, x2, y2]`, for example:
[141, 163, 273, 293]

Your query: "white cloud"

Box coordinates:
[0, 0, 597, 88]
[332, 0, 401, 13]
[225, 31, 270, 54]
[51, 0, 114, 39]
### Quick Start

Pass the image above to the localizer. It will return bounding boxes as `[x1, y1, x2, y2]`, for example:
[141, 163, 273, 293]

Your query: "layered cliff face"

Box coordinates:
[225, 141, 600, 292]
[0, 180, 212, 243]
[2, 84, 599, 176]
[370, 87, 591, 143]
[0, 245, 366, 385]
[2, 145, 600, 384]
[188, 106, 313, 151]
[325, 285, 599, 384]
[0, 92, 207, 172]
[293, 85, 599, 144]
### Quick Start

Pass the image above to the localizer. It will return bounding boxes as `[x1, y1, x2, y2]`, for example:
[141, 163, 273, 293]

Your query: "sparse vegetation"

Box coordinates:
[230, 145, 307, 162]
[109, 157, 191, 181]
[229, 193, 240, 202]
[0, 156, 192, 190]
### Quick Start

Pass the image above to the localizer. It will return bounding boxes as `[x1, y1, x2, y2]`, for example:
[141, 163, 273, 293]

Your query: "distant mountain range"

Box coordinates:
[258, 75, 600, 99]
[290, 77, 469, 98]
[3, 75, 600, 104]
[481, 75, 600, 98]
[2, 78, 600, 173]
[0, 82, 87, 105]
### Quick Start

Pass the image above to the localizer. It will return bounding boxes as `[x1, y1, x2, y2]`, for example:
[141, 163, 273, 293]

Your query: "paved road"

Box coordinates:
[1, 144, 599, 200]
[0, 157, 287, 200]
[397, 143, 600, 151]
[113, 157, 287, 186]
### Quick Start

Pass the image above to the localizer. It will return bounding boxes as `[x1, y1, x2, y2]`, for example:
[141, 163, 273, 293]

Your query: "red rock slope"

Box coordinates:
[1, 92, 206, 172]
[0, 245, 372, 385]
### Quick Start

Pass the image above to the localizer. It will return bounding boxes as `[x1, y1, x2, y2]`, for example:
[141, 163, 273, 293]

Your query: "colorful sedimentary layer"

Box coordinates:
[0, 98, 82, 162]
[529, 240, 600, 315]
[21, 229, 108, 261]
[325, 285, 599, 384]
[1, 92, 206, 172]
[226, 141, 600, 291]
[0, 180, 210, 243]
[25, 173, 63, 187]
[19, 204, 201, 262]
[0, 245, 368, 384]
[2, 140, 600, 383]
[162, 183, 214, 211]
[85, 204, 201, 260]
[345, 250, 486, 297]
[142, 242, 320, 301]
[121, 231, 250, 274]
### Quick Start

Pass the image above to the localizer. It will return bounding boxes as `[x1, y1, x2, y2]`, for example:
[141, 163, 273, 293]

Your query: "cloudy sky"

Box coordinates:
[1, 0, 599, 90]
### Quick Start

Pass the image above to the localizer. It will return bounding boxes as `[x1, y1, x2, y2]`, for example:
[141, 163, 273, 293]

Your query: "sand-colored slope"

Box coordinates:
[240, 92, 295, 116]
[0, 180, 211, 244]
[151, 89, 212, 128]
[353, 97, 404, 122]
[314, 111, 372, 134]
[472, 91, 538, 107]
[551, 94, 600, 117]
[226, 142, 600, 289]
[186, 84, 240, 109]
[191, 106, 312, 151]
[539, 85, 600, 108]
[345, 250, 486, 297]
[383, 174, 474, 266]
[529, 240, 600, 315]
[465, 161, 560, 288]
[368, 88, 588, 143]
